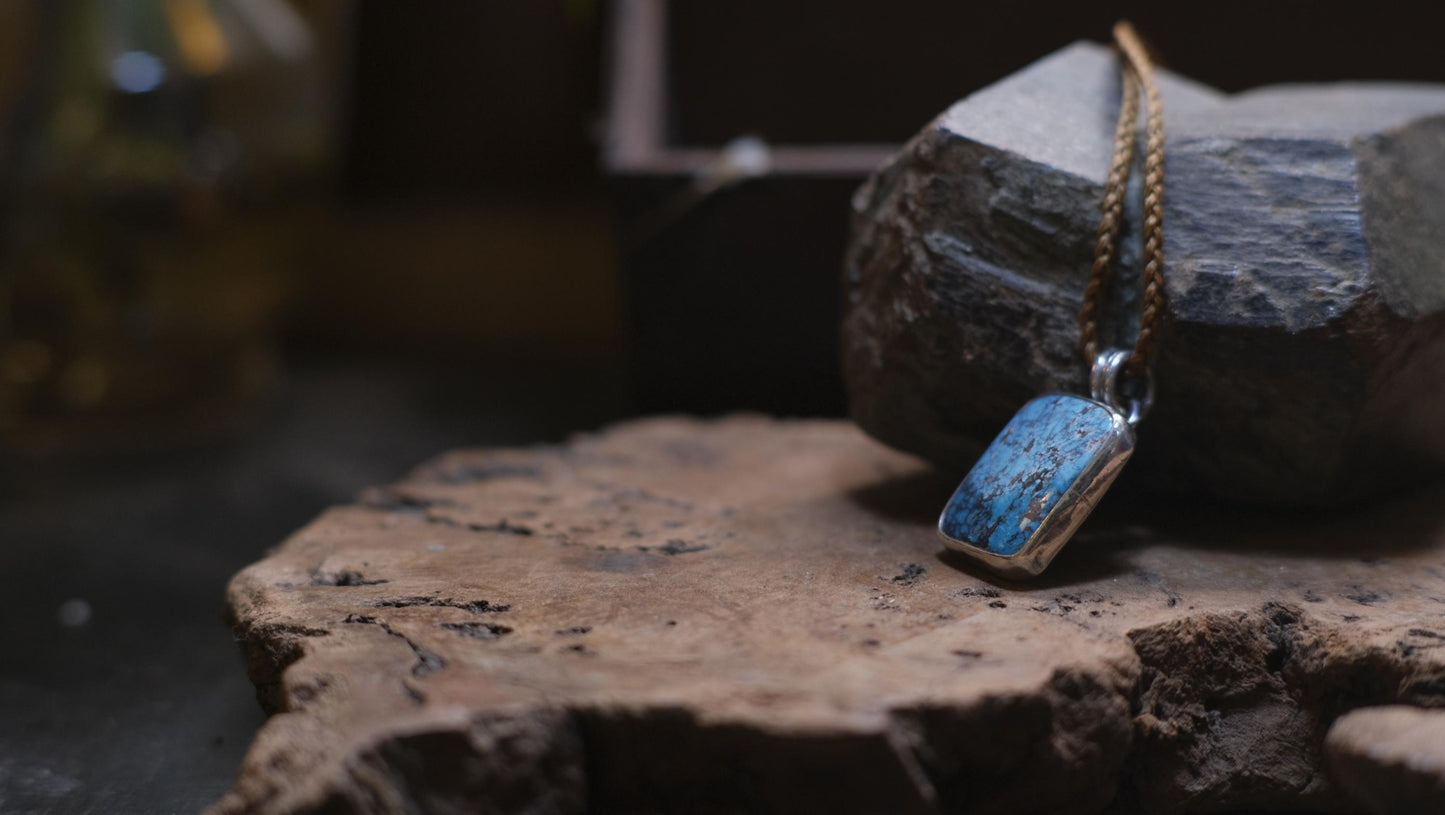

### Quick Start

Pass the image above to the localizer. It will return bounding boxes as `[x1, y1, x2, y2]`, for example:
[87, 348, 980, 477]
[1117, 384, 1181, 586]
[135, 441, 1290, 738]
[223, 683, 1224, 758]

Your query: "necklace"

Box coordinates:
[938, 22, 1166, 580]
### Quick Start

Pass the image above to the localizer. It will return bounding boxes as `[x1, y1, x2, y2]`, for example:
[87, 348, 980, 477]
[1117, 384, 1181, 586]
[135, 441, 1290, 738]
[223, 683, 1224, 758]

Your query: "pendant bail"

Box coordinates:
[1090, 348, 1153, 427]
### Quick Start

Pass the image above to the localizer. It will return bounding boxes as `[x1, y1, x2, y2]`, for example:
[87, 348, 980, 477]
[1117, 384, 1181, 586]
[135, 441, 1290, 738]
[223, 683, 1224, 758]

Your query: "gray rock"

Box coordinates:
[843, 41, 1445, 506]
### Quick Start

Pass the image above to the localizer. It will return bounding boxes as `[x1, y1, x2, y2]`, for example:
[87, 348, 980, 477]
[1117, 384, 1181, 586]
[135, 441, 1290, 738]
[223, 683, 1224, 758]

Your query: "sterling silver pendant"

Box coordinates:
[938, 349, 1150, 579]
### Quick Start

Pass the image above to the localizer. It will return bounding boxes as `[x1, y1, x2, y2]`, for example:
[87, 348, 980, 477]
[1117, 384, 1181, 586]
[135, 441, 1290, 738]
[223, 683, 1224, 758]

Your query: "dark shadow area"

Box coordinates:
[845, 466, 959, 527]
[847, 461, 1445, 590]
[1125, 479, 1445, 560]
[0, 351, 629, 815]
[935, 535, 1144, 590]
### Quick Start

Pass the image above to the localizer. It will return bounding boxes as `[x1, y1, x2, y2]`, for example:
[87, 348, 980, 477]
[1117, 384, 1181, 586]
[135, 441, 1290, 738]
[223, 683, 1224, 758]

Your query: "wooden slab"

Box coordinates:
[1326, 706, 1445, 813]
[209, 417, 1445, 814]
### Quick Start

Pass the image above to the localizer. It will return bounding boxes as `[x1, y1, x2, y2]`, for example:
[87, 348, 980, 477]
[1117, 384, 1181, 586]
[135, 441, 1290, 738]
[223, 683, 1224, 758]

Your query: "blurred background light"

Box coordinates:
[109, 50, 166, 93]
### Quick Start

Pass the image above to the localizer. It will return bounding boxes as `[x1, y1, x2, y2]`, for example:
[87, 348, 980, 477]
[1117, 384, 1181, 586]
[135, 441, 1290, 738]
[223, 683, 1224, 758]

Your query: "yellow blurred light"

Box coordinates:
[164, 0, 229, 76]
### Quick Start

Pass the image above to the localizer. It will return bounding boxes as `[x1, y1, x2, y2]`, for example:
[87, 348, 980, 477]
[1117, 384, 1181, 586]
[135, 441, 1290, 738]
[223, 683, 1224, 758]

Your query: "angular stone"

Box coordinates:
[842, 41, 1445, 507]
[211, 417, 1445, 814]
[1325, 706, 1445, 814]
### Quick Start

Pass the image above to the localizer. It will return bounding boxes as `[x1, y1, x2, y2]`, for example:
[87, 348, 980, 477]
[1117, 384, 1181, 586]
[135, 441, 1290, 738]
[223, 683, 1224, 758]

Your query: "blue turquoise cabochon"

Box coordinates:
[940, 395, 1126, 557]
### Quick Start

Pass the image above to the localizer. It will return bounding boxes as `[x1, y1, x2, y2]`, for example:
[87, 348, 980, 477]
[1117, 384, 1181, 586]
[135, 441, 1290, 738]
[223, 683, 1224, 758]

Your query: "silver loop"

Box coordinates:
[1090, 348, 1154, 427]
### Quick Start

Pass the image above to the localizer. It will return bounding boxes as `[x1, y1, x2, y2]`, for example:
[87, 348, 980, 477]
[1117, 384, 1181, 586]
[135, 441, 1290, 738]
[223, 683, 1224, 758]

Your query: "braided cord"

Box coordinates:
[1079, 21, 1166, 376]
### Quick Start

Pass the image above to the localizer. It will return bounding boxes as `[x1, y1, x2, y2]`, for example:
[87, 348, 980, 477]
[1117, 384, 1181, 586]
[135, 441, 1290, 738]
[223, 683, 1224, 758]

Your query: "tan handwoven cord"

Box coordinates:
[1079, 21, 1166, 377]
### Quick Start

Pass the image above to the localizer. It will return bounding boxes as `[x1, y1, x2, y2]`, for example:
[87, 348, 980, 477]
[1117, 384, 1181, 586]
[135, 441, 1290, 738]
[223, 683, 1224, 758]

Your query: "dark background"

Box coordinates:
[4, 2, 1445, 813]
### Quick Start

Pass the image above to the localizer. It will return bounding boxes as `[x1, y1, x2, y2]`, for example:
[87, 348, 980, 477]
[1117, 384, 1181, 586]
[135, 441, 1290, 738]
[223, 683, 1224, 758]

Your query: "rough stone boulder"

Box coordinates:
[843, 41, 1445, 507]
[211, 417, 1445, 813]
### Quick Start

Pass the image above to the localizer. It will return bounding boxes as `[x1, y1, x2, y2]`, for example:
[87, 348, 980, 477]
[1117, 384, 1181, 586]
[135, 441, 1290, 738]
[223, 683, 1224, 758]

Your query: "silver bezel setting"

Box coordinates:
[936, 396, 1135, 580]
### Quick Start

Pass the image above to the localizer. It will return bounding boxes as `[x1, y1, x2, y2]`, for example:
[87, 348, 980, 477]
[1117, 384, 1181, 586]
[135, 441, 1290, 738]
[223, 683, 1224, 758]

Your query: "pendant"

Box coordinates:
[937, 350, 1149, 579]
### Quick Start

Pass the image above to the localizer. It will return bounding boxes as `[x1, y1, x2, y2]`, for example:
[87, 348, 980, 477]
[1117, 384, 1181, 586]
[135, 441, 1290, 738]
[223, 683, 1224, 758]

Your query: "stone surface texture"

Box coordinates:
[842, 41, 1445, 507]
[1325, 705, 1445, 814]
[211, 417, 1445, 814]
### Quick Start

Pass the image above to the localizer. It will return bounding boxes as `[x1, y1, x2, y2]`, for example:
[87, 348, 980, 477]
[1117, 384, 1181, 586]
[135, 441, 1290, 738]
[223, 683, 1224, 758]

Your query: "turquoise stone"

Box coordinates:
[939, 395, 1131, 565]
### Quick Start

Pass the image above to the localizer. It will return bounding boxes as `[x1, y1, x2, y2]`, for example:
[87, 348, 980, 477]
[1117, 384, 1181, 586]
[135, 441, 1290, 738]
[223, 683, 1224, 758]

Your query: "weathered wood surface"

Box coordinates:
[843, 41, 1445, 507]
[212, 417, 1445, 814]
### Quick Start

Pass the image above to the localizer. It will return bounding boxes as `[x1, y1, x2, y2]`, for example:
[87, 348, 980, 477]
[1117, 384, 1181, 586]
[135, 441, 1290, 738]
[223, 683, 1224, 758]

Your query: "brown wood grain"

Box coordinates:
[212, 417, 1445, 813]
